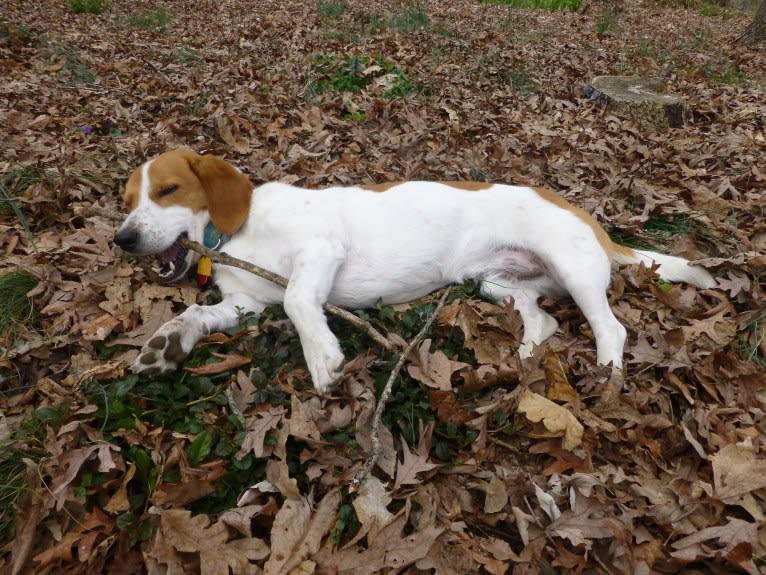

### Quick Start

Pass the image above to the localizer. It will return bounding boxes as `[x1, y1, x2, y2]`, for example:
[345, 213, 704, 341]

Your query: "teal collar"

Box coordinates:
[203, 222, 231, 250]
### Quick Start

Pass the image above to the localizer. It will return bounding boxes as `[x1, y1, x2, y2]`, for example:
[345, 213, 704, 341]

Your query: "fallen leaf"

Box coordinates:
[469, 473, 508, 514]
[151, 477, 219, 507]
[352, 476, 394, 542]
[670, 517, 764, 574]
[517, 391, 584, 450]
[407, 339, 468, 390]
[288, 395, 324, 443]
[104, 463, 136, 513]
[316, 502, 442, 574]
[711, 442, 766, 503]
[151, 509, 269, 575]
[184, 352, 251, 375]
[266, 458, 301, 500]
[10, 460, 48, 575]
[543, 347, 577, 402]
[48, 444, 118, 509]
[80, 312, 120, 341]
[428, 389, 475, 425]
[237, 407, 286, 459]
[264, 488, 341, 575]
[394, 437, 441, 489]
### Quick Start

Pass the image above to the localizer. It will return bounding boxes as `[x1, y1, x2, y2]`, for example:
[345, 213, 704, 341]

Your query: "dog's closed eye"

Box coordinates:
[158, 184, 179, 197]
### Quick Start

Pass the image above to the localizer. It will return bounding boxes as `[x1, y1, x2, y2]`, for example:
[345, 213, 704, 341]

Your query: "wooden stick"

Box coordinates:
[79, 205, 397, 351]
[351, 286, 452, 489]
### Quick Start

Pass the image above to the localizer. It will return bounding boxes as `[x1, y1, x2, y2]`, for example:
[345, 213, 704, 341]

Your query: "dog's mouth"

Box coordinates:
[154, 233, 192, 283]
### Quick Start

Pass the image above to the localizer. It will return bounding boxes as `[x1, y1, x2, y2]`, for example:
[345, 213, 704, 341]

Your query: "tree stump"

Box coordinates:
[736, 0, 766, 45]
[584, 76, 684, 131]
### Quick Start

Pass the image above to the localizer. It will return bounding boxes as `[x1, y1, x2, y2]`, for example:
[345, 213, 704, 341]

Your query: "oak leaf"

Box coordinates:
[48, 444, 117, 509]
[407, 339, 468, 390]
[151, 477, 218, 507]
[715, 271, 751, 297]
[352, 476, 394, 543]
[237, 407, 286, 459]
[153, 509, 269, 575]
[469, 473, 508, 514]
[288, 395, 323, 443]
[711, 442, 766, 503]
[316, 503, 442, 575]
[263, 488, 341, 575]
[543, 347, 577, 402]
[517, 391, 583, 450]
[394, 437, 441, 489]
[670, 517, 764, 574]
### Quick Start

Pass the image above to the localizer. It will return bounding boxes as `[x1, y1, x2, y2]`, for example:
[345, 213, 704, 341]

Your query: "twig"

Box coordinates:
[78, 205, 396, 351]
[352, 286, 452, 489]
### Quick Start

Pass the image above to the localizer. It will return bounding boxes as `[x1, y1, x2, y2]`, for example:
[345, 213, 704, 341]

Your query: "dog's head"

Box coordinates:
[114, 149, 252, 282]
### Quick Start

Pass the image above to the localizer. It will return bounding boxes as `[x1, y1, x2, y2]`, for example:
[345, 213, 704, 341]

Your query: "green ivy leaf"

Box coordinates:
[187, 430, 213, 466]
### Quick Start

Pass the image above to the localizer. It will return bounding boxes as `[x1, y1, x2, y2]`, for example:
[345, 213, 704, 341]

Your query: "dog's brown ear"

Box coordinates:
[188, 154, 252, 235]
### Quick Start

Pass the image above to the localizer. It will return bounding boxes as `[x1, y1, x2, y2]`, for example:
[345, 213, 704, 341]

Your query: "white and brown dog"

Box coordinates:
[115, 149, 716, 392]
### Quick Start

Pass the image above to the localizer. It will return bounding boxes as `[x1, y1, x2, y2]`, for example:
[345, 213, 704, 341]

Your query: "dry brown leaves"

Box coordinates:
[2, 0, 766, 573]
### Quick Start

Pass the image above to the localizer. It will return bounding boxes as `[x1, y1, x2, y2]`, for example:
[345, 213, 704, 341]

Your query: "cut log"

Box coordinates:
[584, 76, 684, 131]
[736, 0, 766, 45]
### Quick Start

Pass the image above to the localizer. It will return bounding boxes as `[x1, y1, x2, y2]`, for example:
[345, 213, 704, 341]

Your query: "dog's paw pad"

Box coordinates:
[147, 335, 167, 350]
[138, 350, 159, 365]
[164, 332, 186, 363]
[134, 330, 187, 375]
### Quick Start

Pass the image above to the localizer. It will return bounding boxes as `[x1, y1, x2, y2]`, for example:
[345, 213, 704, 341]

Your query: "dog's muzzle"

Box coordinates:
[114, 227, 139, 253]
[115, 228, 193, 283]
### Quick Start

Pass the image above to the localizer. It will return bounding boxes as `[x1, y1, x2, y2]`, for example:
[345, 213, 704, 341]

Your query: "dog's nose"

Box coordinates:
[115, 228, 139, 252]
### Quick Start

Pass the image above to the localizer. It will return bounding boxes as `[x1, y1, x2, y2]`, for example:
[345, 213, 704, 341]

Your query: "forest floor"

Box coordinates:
[1, 0, 766, 573]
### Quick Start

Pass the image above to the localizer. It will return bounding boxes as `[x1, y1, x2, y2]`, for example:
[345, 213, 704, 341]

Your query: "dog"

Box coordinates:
[114, 149, 716, 392]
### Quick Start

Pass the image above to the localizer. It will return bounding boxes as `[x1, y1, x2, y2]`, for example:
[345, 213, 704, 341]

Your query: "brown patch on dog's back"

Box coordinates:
[533, 187, 634, 259]
[441, 181, 493, 191]
[361, 182, 403, 192]
[361, 181, 493, 193]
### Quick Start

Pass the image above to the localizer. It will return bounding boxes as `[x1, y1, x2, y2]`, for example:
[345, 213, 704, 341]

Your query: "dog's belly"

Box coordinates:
[329, 255, 447, 307]
[329, 277, 447, 308]
[327, 246, 548, 308]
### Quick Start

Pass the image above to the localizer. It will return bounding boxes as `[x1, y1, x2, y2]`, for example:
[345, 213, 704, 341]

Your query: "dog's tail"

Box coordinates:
[611, 245, 717, 289]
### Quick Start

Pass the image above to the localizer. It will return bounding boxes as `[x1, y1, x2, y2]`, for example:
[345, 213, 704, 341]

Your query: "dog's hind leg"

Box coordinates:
[566, 285, 626, 367]
[133, 292, 265, 375]
[545, 247, 627, 367]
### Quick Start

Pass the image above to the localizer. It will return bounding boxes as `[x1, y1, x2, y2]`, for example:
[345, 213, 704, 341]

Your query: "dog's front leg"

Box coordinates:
[133, 293, 265, 375]
[283, 243, 345, 393]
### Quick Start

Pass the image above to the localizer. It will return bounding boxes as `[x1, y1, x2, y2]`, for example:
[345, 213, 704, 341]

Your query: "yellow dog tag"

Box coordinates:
[197, 256, 213, 287]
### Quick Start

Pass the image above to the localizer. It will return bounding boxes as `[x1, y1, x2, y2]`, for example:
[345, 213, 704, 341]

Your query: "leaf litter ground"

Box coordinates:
[1, 0, 766, 573]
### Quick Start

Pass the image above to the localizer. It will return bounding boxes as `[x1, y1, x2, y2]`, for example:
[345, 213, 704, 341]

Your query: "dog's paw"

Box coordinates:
[518, 341, 536, 360]
[134, 330, 189, 376]
[305, 342, 345, 394]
